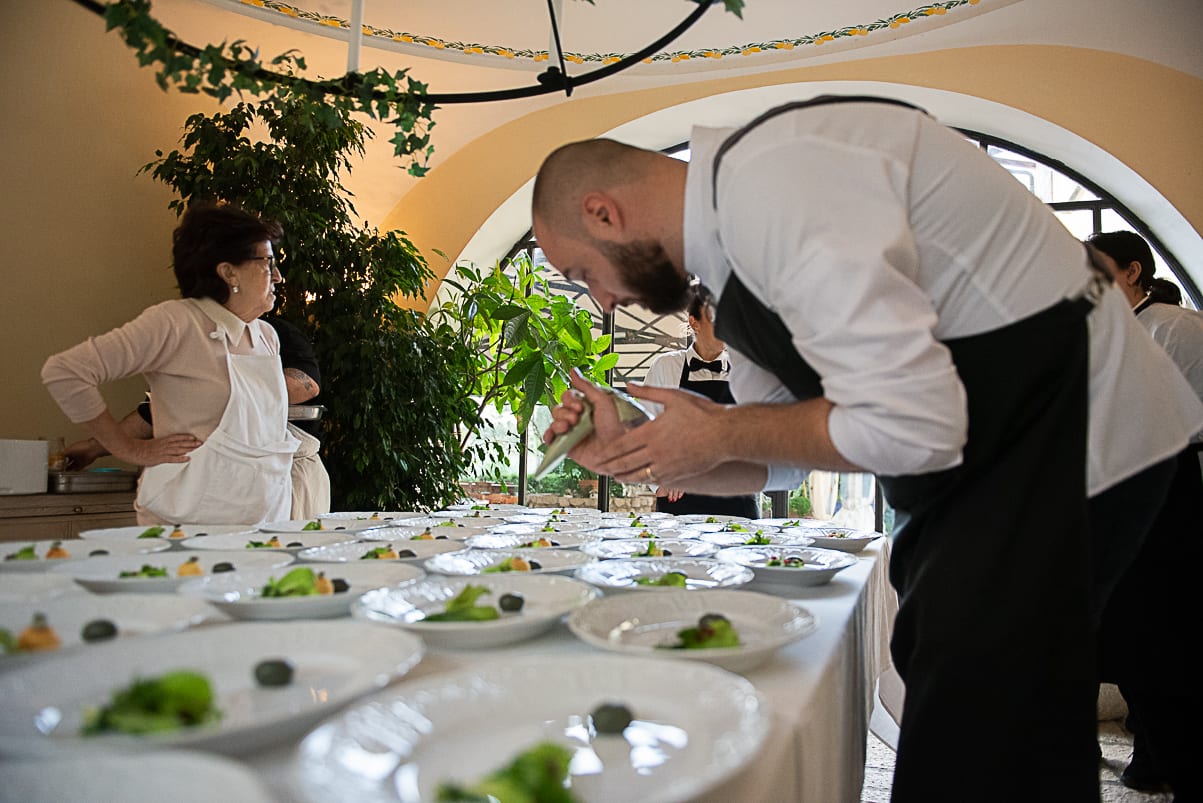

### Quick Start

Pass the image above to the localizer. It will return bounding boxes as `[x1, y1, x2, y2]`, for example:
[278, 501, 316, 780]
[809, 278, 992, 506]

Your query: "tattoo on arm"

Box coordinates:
[284, 368, 316, 393]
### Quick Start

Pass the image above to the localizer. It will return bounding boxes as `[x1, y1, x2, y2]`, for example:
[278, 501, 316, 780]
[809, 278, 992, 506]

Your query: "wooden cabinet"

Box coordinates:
[0, 492, 137, 542]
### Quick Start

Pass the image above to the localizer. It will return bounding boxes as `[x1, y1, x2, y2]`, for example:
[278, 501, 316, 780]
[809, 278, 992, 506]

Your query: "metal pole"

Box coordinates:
[347, 0, 365, 73]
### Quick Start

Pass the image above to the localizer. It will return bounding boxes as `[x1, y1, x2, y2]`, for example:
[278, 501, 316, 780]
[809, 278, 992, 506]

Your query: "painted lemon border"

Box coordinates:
[235, 0, 984, 66]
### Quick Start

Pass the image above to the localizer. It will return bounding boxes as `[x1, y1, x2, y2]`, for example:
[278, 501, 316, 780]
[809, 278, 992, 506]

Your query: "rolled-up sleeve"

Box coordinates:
[42, 303, 182, 423]
[716, 137, 968, 476]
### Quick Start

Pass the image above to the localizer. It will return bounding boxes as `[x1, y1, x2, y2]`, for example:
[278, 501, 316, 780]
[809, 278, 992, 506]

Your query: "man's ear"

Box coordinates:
[581, 192, 622, 238]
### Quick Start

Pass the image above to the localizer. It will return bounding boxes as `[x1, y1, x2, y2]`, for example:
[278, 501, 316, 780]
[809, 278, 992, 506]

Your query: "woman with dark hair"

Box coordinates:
[42, 202, 299, 525]
[641, 289, 760, 518]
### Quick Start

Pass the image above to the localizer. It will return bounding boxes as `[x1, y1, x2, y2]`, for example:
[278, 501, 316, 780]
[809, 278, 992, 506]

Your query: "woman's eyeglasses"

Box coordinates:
[244, 256, 278, 273]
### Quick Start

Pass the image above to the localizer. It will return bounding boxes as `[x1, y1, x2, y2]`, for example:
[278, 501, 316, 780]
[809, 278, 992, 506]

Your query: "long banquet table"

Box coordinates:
[245, 538, 898, 803]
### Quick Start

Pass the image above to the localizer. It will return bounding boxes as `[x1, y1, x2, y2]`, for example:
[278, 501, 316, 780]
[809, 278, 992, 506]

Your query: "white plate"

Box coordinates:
[1, 751, 275, 803]
[178, 562, 426, 620]
[319, 511, 424, 524]
[488, 520, 598, 535]
[751, 517, 831, 529]
[0, 620, 424, 758]
[715, 546, 859, 586]
[599, 511, 676, 523]
[0, 593, 223, 666]
[293, 653, 767, 803]
[79, 524, 253, 542]
[367, 519, 490, 539]
[696, 530, 815, 549]
[593, 524, 687, 540]
[297, 539, 464, 564]
[797, 527, 883, 553]
[424, 548, 596, 576]
[574, 558, 754, 592]
[463, 532, 600, 550]
[0, 573, 88, 603]
[48, 550, 293, 594]
[1, 538, 170, 572]
[181, 531, 358, 553]
[353, 574, 600, 648]
[670, 514, 753, 524]
[567, 589, 819, 673]
[580, 538, 719, 560]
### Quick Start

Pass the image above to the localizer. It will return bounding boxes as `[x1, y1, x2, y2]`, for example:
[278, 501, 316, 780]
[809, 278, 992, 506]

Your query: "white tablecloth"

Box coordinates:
[248, 538, 898, 803]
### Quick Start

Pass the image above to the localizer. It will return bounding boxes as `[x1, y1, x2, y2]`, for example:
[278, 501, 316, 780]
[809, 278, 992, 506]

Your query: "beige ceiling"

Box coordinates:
[130, 0, 1203, 233]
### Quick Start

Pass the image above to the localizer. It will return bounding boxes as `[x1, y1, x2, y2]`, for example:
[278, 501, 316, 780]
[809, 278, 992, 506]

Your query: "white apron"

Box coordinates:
[137, 347, 300, 526]
[287, 422, 331, 520]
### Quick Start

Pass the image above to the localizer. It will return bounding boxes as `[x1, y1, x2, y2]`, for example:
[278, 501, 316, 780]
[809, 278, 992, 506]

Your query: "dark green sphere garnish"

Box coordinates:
[591, 702, 634, 735]
[286, 541, 303, 548]
[397, 549, 417, 558]
[81, 619, 118, 642]
[528, 560, 542, 570]
[698, 613, 730, 629]
[88, 549, 110, 557]
[498, 592, 525, 612]
[254, 659, 294, 687]
[212, 561, 235, 573]
[331, 578, 350, 594]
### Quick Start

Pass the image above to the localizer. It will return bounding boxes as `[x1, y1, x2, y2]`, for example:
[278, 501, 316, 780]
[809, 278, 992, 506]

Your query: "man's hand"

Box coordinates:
[62, 438, 108, 471]
[541, 370, 630, 475]
[591, 383, 728, 488]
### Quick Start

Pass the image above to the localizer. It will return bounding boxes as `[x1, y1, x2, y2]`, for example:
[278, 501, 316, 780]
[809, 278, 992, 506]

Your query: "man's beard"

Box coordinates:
[597, 238, 691, 314]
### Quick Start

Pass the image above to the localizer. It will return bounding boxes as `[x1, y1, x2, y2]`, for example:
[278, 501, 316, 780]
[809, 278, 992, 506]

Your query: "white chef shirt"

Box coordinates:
[1136, 302, 1203, 444]
[641, 343, 731, 417]
[682, 100, 1203, 495]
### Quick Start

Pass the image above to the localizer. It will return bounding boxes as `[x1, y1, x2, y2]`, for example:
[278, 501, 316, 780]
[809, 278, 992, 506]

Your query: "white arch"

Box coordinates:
[457, 81, 1202, 293]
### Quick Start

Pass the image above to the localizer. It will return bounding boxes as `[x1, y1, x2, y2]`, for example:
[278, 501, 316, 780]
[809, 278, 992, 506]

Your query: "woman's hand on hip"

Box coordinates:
[111, 434, 202, 466]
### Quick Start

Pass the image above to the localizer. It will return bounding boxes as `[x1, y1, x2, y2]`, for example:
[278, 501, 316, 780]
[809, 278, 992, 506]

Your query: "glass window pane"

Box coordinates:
[987, 145, 1099, 204]
[1054, 209, 1096, 242]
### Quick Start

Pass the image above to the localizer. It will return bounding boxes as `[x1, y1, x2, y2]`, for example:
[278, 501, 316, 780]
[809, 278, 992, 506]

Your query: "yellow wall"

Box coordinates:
[3, 0, 1200, 450]
[386, 45, 1203, 310]
[0, 2, 218, 449]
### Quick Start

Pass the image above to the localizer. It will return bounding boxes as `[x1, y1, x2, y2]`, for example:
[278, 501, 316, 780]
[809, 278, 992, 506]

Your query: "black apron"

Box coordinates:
[654, 357, 761, 519]
[706, 96, 1101, 800]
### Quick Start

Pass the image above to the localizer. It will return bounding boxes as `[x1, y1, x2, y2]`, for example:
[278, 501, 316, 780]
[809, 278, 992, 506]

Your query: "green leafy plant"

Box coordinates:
[789, 483, 813, 518]
[429, 254, 618, 479]
[102, 0, 435, 176]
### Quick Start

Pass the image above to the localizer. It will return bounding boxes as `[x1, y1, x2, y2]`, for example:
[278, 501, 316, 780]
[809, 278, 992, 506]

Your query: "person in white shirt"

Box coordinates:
[43, 202, 299, 526]
[531, 96, 1203, 800]
[1085, 230, 1203, 795]
[641, 289, 760, 518]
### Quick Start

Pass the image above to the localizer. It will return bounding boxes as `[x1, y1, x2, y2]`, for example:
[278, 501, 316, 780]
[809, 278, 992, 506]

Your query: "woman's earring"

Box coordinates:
[232, 286, 240, 294]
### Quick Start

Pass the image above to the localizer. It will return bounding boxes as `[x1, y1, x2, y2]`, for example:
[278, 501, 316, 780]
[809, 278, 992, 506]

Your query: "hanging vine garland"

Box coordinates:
[72, 0, 743, 176]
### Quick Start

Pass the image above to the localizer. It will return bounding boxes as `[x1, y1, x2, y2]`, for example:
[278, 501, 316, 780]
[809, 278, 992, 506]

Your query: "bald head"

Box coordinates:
[532, 139, 661, 237]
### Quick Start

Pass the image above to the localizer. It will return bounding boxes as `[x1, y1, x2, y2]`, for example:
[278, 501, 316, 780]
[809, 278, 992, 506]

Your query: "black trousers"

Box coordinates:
[1097, 447, 1203, 799]
[886, 301, 1100, 802]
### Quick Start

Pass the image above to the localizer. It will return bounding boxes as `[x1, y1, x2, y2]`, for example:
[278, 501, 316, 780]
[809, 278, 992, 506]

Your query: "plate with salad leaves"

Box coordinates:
[180, 530, 358, 553]
[352, 574, 599, 648]
[1, 592, 223, 667]
[78, 524, 253, 542]
[424, 548, 596, 577]
[793, 527, 883, 554]
[0, 620, 424, 758]
[716, 546, 859, 586]
[567, 589, 818, 673]
[48, 550, 293, 594]
[579, 538, 719, 560]
[293, 653, 767, 803]
[573, 558, 753, 593]
[177, 562, 425, 620]
[695, 529, 814, 549]
[462, 531, 601, 550]
[1, 538, 170, 572]
[296, 538, 465, 564]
